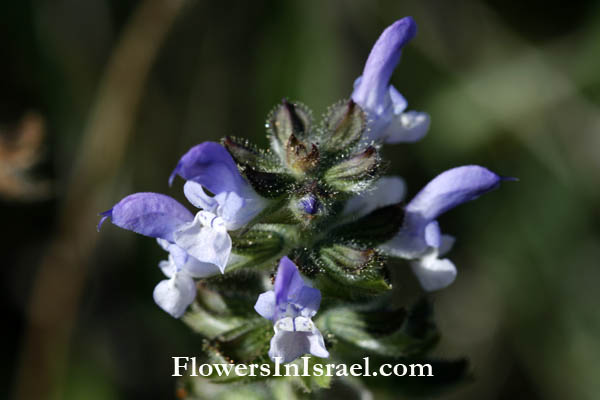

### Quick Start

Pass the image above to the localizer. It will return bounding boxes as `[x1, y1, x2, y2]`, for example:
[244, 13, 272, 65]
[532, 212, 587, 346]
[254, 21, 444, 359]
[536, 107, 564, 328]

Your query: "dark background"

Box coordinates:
[2, 0, 600, 399]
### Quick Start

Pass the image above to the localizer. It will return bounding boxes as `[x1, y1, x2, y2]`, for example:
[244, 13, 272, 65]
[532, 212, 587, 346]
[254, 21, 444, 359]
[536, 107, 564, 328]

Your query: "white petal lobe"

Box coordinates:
[174, 211, 232, 273]
[153, 273, 196, 318]
[410, 252, 457, 291]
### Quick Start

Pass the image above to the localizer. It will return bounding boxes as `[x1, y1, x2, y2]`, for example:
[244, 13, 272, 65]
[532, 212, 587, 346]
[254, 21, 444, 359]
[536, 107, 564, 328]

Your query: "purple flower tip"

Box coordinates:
[168, 162, 181, 187]
[299, 195, 319, 215]
[388, 16, 417, 48]
[406, 165, 503, 220]
[352, 17, 418, 116]
[97, 209, 112, 232]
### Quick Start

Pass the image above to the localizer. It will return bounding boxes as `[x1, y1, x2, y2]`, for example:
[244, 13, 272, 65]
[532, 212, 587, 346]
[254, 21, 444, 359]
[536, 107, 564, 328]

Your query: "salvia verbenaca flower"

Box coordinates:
[99, 142, 268, 317]
[98, 16, 513, 371]
[352, 16, 430, 144]
[254, 257, 329, 363]
[381, 166, 507, 291]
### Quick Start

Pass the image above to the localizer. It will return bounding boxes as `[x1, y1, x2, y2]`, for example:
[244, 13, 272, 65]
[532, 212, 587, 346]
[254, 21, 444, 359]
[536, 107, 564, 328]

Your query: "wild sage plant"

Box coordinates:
[99, 17, 510, 398]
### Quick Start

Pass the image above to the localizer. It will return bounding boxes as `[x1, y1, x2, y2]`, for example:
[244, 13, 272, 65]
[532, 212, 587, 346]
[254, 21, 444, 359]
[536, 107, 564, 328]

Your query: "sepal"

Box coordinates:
[223, 136, 281, 171]
[323, 146, 380, 193]
[313, 244, 391, 299]
[182, 285, 247, 338]
[321, 100, 367, 151]
[285, 134, 320, 175]
[267, 99, 312, 160]
[223, 136, 294, 198]
[210, 318, 273, 366]
[229, 229, 285, 269]
[242, 168, 296, 199]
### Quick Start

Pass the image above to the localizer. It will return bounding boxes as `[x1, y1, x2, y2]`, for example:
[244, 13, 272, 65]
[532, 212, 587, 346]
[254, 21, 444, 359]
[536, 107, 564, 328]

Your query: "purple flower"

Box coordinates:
[169, 142, 267, 230]
[98, 143, 268, 317]
[380, 166, 507, 291]
[352, 17, 430, 144]
[254, 257, 329, 363]
[98, 192, 228, 317]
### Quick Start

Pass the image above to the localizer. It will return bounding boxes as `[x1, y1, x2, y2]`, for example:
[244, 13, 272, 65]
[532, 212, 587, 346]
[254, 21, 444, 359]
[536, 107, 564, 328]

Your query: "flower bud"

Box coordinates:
[267, 99, 312, 158]
[299, 193, 320, 215]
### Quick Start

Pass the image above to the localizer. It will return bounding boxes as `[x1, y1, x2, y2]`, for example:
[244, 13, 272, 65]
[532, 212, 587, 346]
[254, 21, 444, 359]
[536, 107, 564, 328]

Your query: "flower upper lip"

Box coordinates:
[170, 142, 268, 230]
[352, 17, 417, 113]
[351, 16, 431, 144]
[379, 165, 513, 291]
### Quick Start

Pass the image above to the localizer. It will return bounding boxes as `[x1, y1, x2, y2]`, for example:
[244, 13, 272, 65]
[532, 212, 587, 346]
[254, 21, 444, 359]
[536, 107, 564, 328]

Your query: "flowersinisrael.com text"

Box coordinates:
[172, 356, 433, 378]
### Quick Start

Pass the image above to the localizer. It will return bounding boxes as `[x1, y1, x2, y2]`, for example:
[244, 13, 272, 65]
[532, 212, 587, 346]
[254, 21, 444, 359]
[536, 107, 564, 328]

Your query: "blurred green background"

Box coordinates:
[2, 0, 600, 399]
